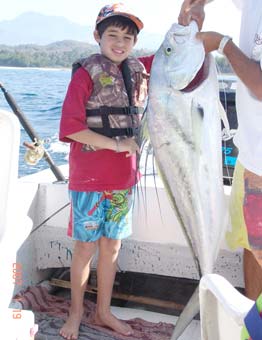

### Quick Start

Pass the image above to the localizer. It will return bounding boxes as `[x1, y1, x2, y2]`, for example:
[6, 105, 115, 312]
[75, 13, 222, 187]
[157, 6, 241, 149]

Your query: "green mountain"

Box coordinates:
[0, 40, 152, 68]
[0, 39, 232, 74]
[0, 40, 97, 68]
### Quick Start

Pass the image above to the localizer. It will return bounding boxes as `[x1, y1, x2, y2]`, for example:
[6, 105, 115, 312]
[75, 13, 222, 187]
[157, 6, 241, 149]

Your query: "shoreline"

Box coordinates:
[0, 66, 70, 71]
[0, 65, 236, 78]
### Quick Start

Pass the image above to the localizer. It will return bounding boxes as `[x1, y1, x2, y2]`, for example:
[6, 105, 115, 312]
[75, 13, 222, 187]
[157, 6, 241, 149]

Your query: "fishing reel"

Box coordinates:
[23, 139, 45, 165]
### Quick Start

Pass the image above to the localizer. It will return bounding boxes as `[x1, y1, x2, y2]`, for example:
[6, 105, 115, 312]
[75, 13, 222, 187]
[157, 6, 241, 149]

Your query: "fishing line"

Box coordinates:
[151, 152, 165, 225]
[217, 65, 231, 182]
[216, 61, 235, 187]
[29, 202, 70, 235]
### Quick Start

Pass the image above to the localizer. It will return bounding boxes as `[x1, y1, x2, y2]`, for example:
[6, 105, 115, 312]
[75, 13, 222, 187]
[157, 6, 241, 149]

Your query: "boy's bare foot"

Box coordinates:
[94, 311, 133, 336]
[59, 309, 83, 340]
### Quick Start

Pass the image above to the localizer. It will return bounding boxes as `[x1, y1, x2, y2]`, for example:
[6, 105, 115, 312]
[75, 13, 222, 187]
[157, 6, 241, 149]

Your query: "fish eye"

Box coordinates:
[165, 47, 172, 56]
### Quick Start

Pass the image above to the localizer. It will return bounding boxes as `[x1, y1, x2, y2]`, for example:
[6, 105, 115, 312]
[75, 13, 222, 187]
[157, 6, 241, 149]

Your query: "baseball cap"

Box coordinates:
[96, 3, 144, 32]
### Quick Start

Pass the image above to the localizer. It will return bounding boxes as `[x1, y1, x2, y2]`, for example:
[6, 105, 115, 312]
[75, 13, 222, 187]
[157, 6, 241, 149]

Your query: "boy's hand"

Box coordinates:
[117, 138, 140, 157]
[178, 0, 206, 30]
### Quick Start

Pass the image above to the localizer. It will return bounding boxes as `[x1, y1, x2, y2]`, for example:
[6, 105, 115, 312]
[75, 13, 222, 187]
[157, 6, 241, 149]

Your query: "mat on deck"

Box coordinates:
[14, 286, 174, 340]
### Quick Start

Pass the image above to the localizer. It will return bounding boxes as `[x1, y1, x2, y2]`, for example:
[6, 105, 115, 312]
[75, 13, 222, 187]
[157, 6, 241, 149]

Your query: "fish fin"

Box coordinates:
[151, 155, 167, 225]
[135, 139, 148, 221]
[138, 99, 150, 146]
[156, 162, 202, 278]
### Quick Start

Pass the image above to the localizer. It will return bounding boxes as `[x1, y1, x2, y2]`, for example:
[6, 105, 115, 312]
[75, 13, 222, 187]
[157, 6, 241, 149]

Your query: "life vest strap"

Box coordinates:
[86, 106, 142, 116]
[86, 106, 143, 138]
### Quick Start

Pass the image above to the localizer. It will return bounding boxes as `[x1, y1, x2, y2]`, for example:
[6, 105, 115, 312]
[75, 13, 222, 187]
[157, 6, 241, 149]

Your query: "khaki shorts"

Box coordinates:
[226, 161, 262, 266]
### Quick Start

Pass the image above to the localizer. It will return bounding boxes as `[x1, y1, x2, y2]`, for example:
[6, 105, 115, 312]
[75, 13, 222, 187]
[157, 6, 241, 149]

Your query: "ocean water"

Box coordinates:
[0, 67, 237, 180]
[0, 67, 71, 177]
[0, 66, 155, 179]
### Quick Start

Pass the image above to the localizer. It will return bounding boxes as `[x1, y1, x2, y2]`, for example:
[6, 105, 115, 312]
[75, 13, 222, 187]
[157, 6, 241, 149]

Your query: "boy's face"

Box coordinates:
[94, 26, 137, 65]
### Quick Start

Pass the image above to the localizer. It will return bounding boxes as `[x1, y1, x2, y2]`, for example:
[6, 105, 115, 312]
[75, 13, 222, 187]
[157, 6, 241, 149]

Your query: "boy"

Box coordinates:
[59, 3, 154, 339]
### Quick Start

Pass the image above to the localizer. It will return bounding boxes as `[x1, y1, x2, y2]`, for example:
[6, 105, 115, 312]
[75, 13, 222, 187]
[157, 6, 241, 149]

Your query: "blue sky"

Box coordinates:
[1, 0, 241, 43]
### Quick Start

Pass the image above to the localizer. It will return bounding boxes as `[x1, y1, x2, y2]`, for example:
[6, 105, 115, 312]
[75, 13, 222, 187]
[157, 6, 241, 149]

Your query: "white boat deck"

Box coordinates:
[0, 107, 248, 340]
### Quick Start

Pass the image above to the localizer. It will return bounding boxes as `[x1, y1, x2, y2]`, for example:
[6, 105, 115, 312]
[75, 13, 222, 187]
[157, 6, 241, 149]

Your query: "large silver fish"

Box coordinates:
[145, 21, 228, 339]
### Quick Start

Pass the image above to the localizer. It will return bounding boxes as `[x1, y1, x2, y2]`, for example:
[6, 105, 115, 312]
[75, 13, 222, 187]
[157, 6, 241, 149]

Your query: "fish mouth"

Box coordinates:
[172, 23, 191, 36]
[159, 23, 205, 90]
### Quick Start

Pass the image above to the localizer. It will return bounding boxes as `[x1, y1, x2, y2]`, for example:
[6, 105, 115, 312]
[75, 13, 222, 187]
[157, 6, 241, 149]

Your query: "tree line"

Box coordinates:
[0, 40, 232, 72]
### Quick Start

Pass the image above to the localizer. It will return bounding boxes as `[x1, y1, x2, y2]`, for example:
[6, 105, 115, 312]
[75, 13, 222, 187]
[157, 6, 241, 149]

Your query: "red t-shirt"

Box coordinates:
[59, 55, 154, 192]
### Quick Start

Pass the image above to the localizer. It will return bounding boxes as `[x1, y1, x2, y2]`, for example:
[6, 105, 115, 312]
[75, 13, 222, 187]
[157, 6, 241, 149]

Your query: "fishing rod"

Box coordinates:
[0, 82, 65, 182]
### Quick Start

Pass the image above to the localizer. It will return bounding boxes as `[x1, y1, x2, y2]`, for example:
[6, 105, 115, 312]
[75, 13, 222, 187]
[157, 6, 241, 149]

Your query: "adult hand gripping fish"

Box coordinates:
[145, 21, 229, 339]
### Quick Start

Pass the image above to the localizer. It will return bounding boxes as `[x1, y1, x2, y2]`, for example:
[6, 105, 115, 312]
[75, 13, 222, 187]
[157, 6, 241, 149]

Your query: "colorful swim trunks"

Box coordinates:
[68, 188, 134, 242]
[226, 161, 262, 266]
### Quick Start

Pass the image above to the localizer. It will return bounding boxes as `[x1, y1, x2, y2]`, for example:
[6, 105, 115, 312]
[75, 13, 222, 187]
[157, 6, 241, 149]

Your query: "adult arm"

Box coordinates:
[224, 41, 262, 100]
[179, 0, 262, 100]
[197, 31, 262, 100]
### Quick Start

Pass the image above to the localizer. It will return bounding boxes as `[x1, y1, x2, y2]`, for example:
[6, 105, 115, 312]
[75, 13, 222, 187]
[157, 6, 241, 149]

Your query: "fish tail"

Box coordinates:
[171, 285, 200, 340]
